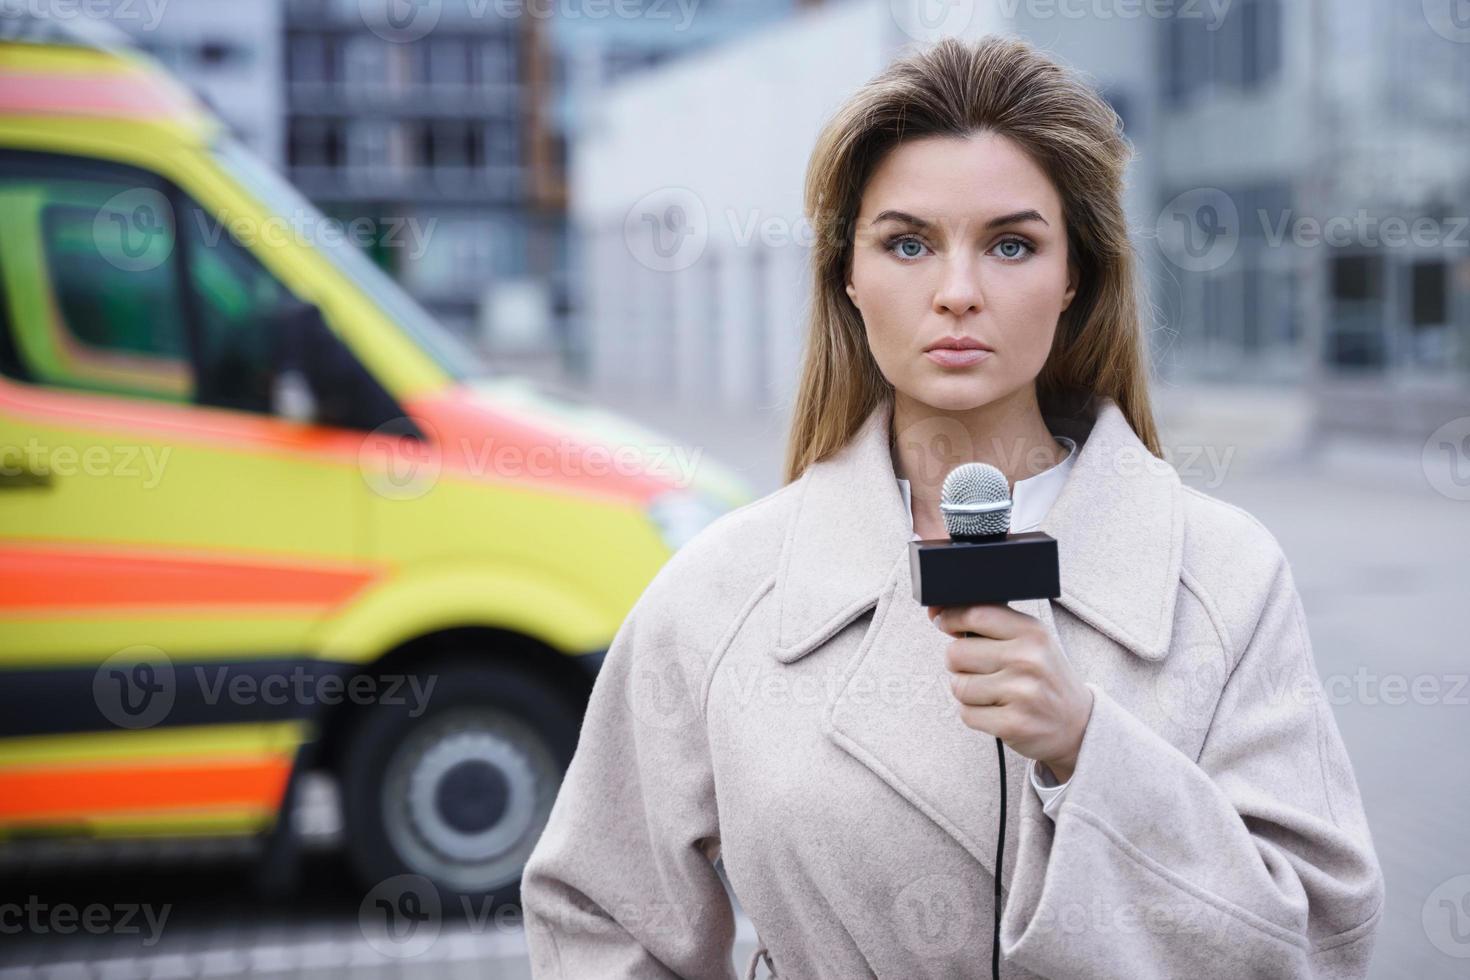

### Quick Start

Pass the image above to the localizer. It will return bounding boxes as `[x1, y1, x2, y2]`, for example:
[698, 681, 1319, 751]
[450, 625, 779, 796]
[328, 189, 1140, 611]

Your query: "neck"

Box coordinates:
[890, 386, 1065, 539]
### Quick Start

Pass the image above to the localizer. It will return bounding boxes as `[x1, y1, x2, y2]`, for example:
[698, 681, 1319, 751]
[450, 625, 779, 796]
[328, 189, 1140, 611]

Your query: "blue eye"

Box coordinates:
[992, 238, 1035, 261]
[886, 235, 929, 260]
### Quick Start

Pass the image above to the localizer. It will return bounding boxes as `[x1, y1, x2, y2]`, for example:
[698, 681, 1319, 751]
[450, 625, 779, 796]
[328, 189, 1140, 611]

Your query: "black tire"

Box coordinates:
[339, 659, 581, 903]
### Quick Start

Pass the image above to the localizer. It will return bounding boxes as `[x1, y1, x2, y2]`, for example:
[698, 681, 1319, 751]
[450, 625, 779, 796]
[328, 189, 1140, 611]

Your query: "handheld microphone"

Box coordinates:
[908, 461, 1061, 606]
[907, 461, 1062, 980]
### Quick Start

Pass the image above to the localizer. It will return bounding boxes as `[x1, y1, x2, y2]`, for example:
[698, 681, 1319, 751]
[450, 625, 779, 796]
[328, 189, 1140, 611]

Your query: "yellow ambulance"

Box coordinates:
[0, 19, 748, 897]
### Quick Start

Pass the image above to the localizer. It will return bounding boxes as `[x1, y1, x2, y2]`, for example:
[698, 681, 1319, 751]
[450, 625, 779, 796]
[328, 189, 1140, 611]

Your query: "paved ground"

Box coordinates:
[2, 383, 1465, 978]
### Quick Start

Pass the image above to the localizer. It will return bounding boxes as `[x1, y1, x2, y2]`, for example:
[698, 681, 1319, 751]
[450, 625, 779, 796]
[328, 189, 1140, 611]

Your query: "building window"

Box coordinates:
[1160, 0, 1281, 104]
[288, 118, 346, 169]
[475, 36, 515, 86]
[1241, 0, 1283, 89]
[1331, 253, 1382, 302]
[1410, 260, 1448, 326]
[429, 37, 471, 87]
[287, 33, 335, 85]
[343, 35, 389, 89]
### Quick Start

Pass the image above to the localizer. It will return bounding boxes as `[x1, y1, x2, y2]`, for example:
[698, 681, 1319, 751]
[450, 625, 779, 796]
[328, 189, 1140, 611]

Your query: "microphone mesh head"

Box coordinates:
[940, 462, 1012, 538]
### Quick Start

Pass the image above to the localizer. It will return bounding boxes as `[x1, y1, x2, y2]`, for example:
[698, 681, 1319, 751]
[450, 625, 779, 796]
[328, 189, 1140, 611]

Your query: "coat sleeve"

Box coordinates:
[520, 577, 737, 979]
[1001, 550, 1385, 979]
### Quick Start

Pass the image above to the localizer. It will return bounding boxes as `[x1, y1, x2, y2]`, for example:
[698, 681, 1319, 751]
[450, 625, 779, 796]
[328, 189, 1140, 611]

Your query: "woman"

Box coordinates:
[521, 35, 1384, 979]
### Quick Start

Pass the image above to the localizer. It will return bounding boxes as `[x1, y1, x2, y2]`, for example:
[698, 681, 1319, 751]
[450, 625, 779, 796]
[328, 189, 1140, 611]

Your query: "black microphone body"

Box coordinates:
[908, 531, 1060, 606]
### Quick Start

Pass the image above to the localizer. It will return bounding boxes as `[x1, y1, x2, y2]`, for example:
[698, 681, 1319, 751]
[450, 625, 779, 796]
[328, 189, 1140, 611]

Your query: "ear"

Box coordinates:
[845, 280, 858, 306]
[1059, 257, 1079, 312]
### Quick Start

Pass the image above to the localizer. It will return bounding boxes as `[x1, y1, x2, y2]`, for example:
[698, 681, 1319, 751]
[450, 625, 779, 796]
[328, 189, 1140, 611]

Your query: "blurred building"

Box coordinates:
[575, 1, 902, 412]
[279, 0, 547, 354]
[1151, 1, 1470, 436]
[93, 0, 284, 164]
[550, 0, 820, 376]
[576, 0, 1470, 437]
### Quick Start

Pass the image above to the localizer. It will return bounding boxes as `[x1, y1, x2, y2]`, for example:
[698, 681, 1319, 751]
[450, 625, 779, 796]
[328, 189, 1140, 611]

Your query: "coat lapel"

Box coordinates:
[769, 391, 1186, 880]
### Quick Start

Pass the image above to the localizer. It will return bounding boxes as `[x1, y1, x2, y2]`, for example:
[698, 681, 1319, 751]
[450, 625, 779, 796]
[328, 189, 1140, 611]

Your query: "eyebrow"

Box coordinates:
[871, 208, 1050, 232]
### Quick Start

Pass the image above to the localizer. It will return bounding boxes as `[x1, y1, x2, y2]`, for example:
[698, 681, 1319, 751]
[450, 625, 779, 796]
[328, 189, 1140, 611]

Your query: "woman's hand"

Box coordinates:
[927, 602, 1095, 782]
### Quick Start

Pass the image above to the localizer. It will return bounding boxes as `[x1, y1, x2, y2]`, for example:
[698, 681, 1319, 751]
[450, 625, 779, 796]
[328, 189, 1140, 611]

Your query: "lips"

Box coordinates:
[924, 347, 993, 368]
[923, 336, 994, 353]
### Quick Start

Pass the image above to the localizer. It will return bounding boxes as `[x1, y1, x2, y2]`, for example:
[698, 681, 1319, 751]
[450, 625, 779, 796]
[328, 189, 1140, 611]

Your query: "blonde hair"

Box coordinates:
[783, 34, 1161, 484]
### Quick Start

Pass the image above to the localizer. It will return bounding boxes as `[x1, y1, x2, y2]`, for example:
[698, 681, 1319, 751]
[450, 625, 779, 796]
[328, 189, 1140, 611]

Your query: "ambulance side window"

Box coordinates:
[0, 151, 301, 420]
[0, 154, 192, 403]
[181, 205, 295, 415]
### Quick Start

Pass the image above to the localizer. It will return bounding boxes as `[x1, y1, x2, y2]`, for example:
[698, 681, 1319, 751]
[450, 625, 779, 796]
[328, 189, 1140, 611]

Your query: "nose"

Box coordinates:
[932, 251, 984, 318]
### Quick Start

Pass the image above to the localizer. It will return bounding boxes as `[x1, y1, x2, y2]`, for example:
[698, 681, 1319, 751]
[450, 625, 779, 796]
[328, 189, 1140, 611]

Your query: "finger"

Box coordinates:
[931, 603, 1031, 640]
[943, 636, 1006, 676]
[957, 703, 1022, 742]
[948, 670, 1005, 707]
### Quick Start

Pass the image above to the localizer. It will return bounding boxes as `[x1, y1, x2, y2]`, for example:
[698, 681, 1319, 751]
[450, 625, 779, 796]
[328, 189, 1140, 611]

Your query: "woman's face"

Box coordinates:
[845, 132, 1078, 413]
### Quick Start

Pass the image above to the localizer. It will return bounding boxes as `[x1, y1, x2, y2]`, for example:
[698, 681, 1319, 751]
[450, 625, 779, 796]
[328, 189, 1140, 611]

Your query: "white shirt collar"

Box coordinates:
[896, 435, 1078, 540]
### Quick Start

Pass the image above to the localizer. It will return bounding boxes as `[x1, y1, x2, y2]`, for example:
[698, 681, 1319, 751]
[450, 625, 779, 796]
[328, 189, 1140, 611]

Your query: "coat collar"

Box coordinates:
[772, 391, 1184, 663]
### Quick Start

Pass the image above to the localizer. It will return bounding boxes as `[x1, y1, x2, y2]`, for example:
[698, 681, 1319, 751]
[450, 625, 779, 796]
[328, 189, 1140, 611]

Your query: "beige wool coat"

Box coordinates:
[520, 393, 1385, 979]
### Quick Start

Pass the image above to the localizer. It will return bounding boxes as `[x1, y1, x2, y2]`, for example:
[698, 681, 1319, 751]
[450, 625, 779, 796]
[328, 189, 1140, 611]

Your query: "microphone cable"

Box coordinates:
[992, 734, 1005, 980]
[961, 625, 1006, 980]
